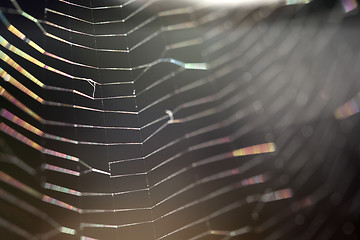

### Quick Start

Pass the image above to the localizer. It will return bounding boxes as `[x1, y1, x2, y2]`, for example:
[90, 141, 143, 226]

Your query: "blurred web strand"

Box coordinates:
[0, 216, 33, 239]
[0, 152, 36, 175]
[0, 187, 61, 228]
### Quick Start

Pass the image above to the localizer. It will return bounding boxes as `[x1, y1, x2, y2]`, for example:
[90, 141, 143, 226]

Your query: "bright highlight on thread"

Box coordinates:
[42, 164, 80, 177]
[80, 236, 98, 240]
[44, 182, 81, 196]
[184, 63, 208, 70]
[59, 226, 76, 235]
[341, 0, 358, 12]
[232, 142, 276, 157]
[261, 188, 293, 202]
[42, 195, 80, 212]
[334, 93, 360, 119]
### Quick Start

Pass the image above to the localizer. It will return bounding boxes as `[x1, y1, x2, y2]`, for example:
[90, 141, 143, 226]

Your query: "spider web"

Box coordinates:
[0, 0, 359, 239]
